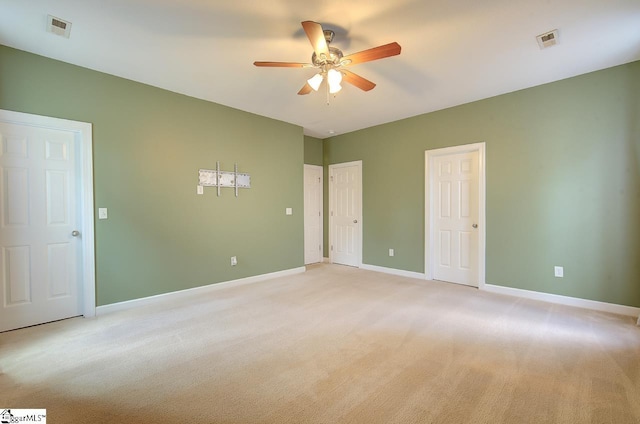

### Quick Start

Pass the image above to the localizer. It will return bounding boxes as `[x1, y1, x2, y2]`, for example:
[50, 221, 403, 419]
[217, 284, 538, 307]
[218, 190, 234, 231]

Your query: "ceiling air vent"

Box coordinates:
[46, 15, 72, 38]
[536, 29, 558, 49]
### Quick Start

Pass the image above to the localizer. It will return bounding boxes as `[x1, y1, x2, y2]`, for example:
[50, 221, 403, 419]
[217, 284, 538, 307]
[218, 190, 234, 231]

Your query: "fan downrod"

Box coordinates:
[323, 30, 335, 44]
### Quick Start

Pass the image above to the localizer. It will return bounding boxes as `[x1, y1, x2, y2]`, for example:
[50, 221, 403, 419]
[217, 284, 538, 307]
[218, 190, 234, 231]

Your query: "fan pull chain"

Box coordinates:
[326, 80, 330, 105]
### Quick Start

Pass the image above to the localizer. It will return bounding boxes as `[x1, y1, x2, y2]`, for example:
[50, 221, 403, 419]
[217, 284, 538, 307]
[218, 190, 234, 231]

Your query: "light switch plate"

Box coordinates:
[197, 185, 204, 195]
[98, 208, 108, 220]
[286, 208, 293, 215]
[389, 248, 394, 257]
[554, 266, 563, 278]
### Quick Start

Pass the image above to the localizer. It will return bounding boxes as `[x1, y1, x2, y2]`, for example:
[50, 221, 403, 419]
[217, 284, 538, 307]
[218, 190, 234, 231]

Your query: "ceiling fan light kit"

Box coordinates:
[307, 73, 324, 91]
[254, 21, 401, 100]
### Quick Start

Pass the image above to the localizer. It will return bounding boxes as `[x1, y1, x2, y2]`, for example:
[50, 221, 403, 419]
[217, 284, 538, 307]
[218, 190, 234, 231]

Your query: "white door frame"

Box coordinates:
[0, 109, 96, 317]
[425, 142, 485, 288]
[329, 160, 362, 267]
[303, 164, 323, 264]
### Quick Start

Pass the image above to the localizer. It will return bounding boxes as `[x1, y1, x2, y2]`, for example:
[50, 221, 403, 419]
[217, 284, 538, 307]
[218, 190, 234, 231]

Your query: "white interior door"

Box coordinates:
[0, 117, 88, 331]
[304, 165, 323, 265]
[329, 161, 362, 267]
[426, 144, 485, 287]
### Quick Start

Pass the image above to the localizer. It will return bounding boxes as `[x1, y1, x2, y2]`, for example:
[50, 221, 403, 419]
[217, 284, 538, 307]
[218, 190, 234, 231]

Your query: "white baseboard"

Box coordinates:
[360, 263, 426, 280]
[483, 283, 640, 318]
[96, 266, 306, 316]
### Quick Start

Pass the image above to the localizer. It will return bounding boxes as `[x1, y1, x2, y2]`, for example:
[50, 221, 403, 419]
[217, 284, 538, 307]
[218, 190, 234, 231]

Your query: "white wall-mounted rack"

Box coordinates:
[199, 162, 251, 197]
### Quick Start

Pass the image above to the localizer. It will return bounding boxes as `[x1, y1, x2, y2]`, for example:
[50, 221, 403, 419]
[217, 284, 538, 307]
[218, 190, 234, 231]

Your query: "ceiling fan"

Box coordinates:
[254, 21, 401, 96]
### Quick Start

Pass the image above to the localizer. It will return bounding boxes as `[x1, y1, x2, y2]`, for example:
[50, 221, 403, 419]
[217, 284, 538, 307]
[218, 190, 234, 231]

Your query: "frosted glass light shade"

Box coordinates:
[307, 73, 323, 91]
[327, 69, 342, 85]
[327, 69, 343, 94]
[329, 83, 342, 94]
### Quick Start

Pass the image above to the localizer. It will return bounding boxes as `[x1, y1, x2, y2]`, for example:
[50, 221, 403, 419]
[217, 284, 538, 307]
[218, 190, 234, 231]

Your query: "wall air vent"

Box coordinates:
[46, 15, 72, 38]
[536, 29, 558, 49]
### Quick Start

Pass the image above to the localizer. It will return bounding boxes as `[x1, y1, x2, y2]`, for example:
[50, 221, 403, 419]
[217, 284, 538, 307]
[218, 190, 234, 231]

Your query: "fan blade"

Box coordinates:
[254, 61, 309, 68]
[341, 69, 376, 91]
[298, 83, 313, 95]
[301, 21, 329, 57]
[343, 42, 401, 66]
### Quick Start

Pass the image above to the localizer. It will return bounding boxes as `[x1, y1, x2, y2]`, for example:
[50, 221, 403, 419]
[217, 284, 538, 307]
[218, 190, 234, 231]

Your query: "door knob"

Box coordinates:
[353, 219, 358, 224]
[472, 224, 478, 229]
[71, 230, 80, 237]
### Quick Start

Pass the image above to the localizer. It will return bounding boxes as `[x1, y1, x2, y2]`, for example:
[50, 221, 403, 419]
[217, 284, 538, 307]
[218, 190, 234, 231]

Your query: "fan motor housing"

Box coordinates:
[312, 46, 344, 67]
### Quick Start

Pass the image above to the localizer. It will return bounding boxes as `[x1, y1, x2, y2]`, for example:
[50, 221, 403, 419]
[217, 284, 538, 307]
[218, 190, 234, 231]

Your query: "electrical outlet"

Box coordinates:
[231, 256, 237, 266]
[389, 248, 394, 257]
[98, 208, 108, 220]
[554, 266, 564, 278]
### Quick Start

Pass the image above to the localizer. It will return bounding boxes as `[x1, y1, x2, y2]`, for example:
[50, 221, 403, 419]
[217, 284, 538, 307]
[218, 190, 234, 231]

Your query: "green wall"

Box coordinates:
[2, 44, 638, 309]
[325, 61, 640, 307]
[0, 45, 304, 306]
[304, 136, 323, 165]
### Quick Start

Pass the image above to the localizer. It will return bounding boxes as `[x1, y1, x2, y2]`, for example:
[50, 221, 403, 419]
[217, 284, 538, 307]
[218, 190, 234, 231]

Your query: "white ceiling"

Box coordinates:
[1, 0, 639, 138]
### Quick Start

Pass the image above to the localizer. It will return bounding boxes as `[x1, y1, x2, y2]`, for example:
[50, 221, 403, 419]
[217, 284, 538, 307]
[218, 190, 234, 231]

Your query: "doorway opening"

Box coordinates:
[328, 160, 362, 267]
[0, 109, 95, 332]
[425, 143, 485, 287]
[304, 164, 323, 265]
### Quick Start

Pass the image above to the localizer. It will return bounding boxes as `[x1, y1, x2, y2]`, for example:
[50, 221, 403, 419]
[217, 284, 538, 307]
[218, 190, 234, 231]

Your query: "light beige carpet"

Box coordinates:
[1, 264, 639, 423]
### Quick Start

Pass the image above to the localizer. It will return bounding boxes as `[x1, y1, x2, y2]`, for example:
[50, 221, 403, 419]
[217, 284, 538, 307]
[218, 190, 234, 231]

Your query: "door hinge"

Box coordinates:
[319, 244, 322, 251]
[330, 211, 333, 216]
[330, 176, 334, 181]
[318, 177, 321, 183]
[331, 245, 333, 251]
[318, 211, 321, 216]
